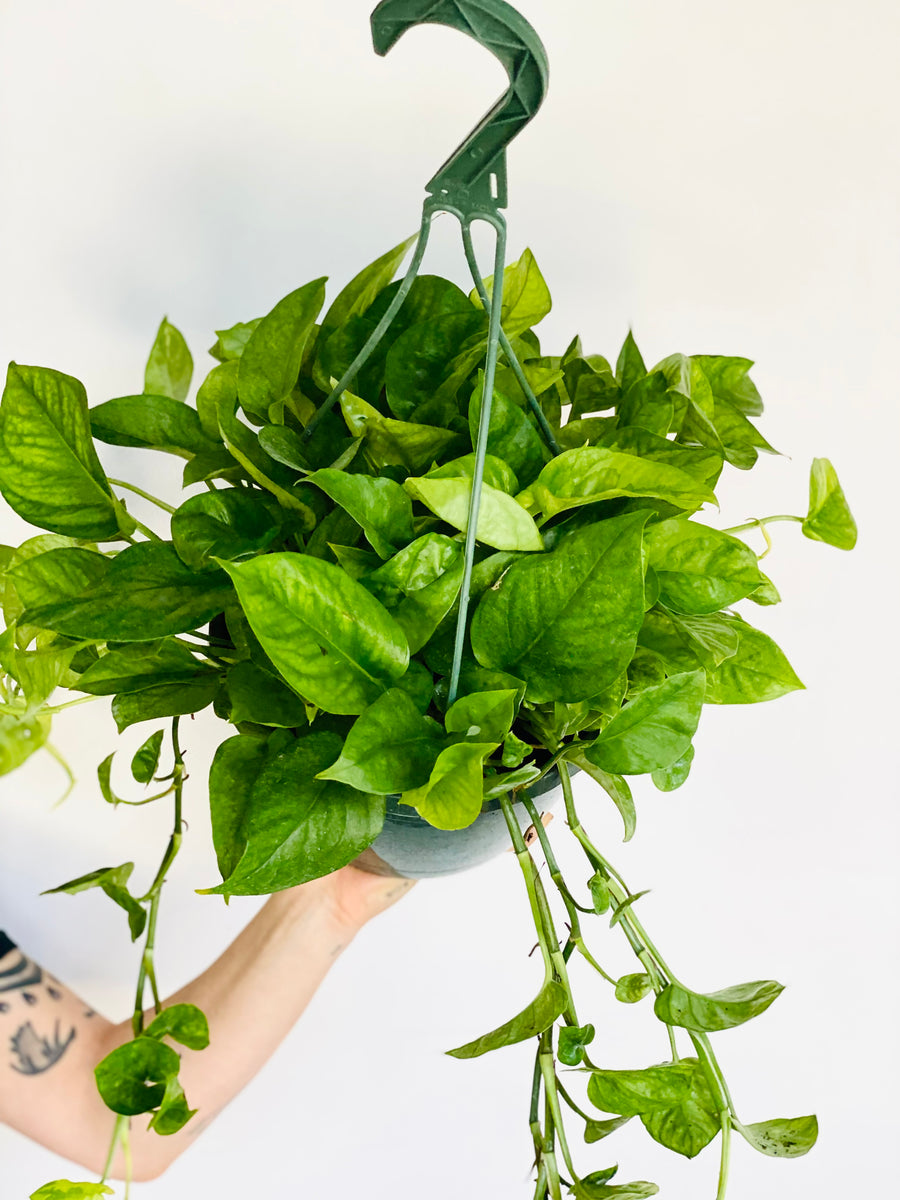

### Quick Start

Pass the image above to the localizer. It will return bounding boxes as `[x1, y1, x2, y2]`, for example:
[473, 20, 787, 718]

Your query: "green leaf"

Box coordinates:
[220, 552, 408, 715]
[0, 363, 127, 539]
[609, 890, 651, 928]
[445, 689, 518, 745]
[15, 542, 234, 642]
[30, 1183, 114, 1200]
[391, 560, 464, 654]
[427, 451, 519, 494]
[600, 427, 723, 489]
[588, 871, 611, 914]
[316, 687, 443, 793]
[306, 469, 414, 559]
[223, 660, 308, 728]
[76, 638, 210, 696]
[585, 671, 705, 775]
[145, 317, 193, 402]
[203, 731, 385, 895]
[572, 1178, 658, 1200]
[736, 1114, 818, 1158]
[521, 447, 716, 519]
[144, 1003, 210, 1050]
[588, 1062, 693, 1117]
[567, 751, 636, 842]
[402, 741, 495, 830]
[404, 475, 543, 552]
[654, 979, 784, 1032]
[0, 710, 51, 775]
[41, 862, 147, 941]
[314, 234, 417, 389]
[446, 978, 567, 1058]
[651, 744, 694, 792]
[583, 1115, 632, 1144]
[616, 372, 672, 437]
[365, 533, 461, 602]
[638, 608, 739, 674]
[615, 974, 654, 1004]
[470, 248, 552, 336]
[340, 390, 458, 473]
[640, 1057, 720, 1159]
[257, 423, 313, 471]
[131, 730, 164, 783]
[500, 730, 531, 767]
[94, 1036, 180, 1115]
[616, 330, 647, 393]
[704, 617, 804, 704]
[171, 488, 283, 570]
[238, 278, 326, 421]
[644, 519, 764, 613]
[384, 309, 487, 420]
[468, 373, 545, 487]
[471, 513, 648, 703]
[564, 355, 620, 419]
[111, 674, 220, 732]
[208, 318, 262, 364]
[692, 355, 763, 416]
[558, 1023, 595, 1066]
[206, 734, 271, 885]
[802, 458, 857, 549]
[89, 394, 219, 459]
[147, 1073, 196, 1136]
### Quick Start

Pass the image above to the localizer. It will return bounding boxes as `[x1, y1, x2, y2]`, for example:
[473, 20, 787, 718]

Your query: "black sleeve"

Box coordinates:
[0, 930, 17, 959]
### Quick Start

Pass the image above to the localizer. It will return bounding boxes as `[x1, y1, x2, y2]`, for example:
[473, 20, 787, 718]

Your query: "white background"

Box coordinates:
[0, 1, 897, 1197]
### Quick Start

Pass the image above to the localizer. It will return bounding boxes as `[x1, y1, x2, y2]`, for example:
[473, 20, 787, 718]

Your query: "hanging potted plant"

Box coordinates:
[0, 2, 857, 1198]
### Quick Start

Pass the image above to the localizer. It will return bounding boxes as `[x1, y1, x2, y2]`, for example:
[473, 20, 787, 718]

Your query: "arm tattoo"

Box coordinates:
[9, 1019, 76, 1074]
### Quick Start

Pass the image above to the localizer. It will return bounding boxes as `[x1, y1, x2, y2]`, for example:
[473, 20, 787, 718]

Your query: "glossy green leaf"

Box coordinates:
[94, 1036, 180, 1115]
[145, 317, 192, 402]
[223, 660, 308, 728]
[208, 318, 262, 364]
[76, 638, 210, 696]
[131, 730, 164, 783]
[522, 447, 716, 519]
[365, 533, 460, 602]
[306, 469, 414, 559]
[567, 751, 636, 841]
[171, 488, 283, 570]
[445, 689, 517, 745]
[42, 863, 146, 941]
[111, 674, 220, 732]
[645, 519, 764, 613]
[615, 974, 654, 1004]
[391, 559, 464, 654]
[471, 513, 648, 703]
[638, 608, 739, 673]
[588, 1062, 694, 1117]
[599, 427, 724, 490]
[617, 372, 672, 437]
[558, 1023, 595, 1066]
[238, 278, 326, 421]
[802, 457, 857, 549]
[584, 1115, 632, 1144]
[564, 355, 620, 419]
[90, 394, 219, 459]
[144, 1003, 210, 1050]
[219, 552, 408, 715]
[0, 364, 127, 539]
[616, 330, 647, 393]
[29, 1183, 114, 1200]
[500, 730, 530, 767]
[651, 744, 694, 792]
[384, 309, 486, 419]
[402, 741, 495, 830]
[654, 979, 784, 1032]
[736, 1114, 818, 1158]
[340, 391, 458, 473]
[446, 978, 567, 1058]
[640, 1057, 720, 1158]
[316, 687, 443, 793]
[404, 475, 543, 552]
[314, 234, 417, 388]
[470, 247, 551, 336]
[692, 355, 763, 416]
[585, 671, 705, 775]
[0, 711, 51, 775]
[588, 871, 611, 914]
[147, 1074, 196, 1136]
[206, 733, 272, 884]
[203, 730, 385, 895]
[468, 373, 545, 487]
[15, 542, 233, 641]
[573, 1179, 658, 1200]
[704, 617, 804, 704]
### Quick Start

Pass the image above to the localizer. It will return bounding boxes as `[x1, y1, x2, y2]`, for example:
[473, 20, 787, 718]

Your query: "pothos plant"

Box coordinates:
[0, 237, 856, 1200]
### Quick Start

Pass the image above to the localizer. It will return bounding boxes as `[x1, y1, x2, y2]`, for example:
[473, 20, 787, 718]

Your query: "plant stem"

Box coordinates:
[43, 693, 100, 714]
[555, 1076, 593, 1124]
[130, 515, 163, 542]
[108, 478, 176, 514]
[499, 794, 555, 979]
[539, 1029, 577, 1181]
[101, 1114, 129, 1182]
[721, 514, 801, 534]
[715, 1110, 732, 1200]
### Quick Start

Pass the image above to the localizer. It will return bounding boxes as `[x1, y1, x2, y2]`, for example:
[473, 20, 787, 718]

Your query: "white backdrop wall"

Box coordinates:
[0, 1, 897, 1197]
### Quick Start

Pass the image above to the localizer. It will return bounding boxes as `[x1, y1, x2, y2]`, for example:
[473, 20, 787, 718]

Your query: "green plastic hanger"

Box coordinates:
[307, 0, 557, 703]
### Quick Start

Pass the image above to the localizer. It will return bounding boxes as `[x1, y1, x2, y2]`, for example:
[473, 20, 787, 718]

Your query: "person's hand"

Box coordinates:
[302, 863, 417, 935]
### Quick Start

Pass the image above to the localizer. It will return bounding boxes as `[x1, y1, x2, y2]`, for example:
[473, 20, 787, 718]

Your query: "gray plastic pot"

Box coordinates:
[353, 768, 563, 879]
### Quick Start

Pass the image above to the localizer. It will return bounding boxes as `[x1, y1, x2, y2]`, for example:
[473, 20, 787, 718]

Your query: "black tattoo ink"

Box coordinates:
[46, 986, 63, 1001]
[9, 1019, 76, 1075]
[0, 952, 44, 995]
[0, 1003, 9, 1015]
